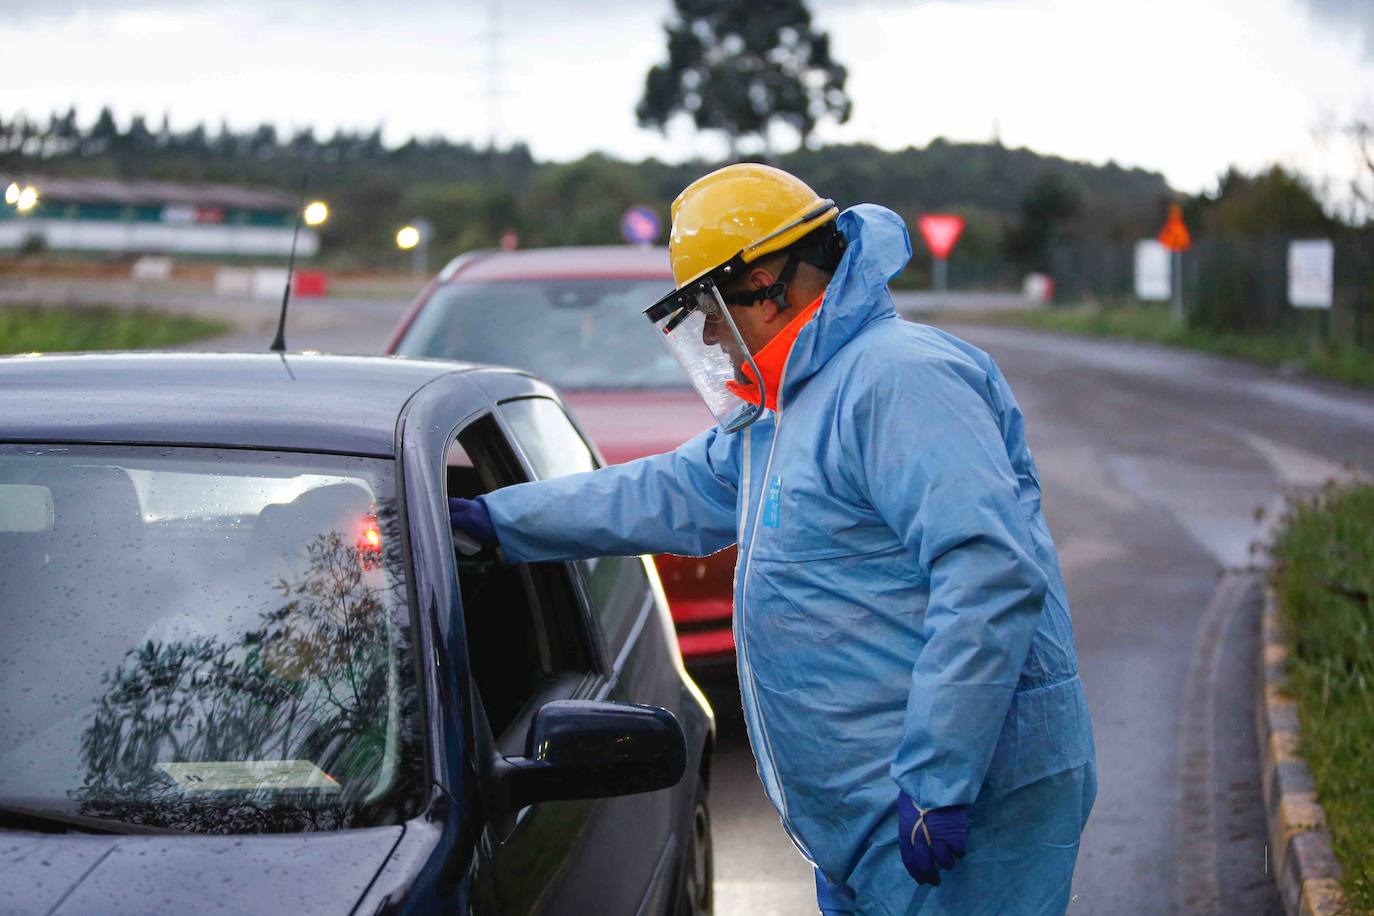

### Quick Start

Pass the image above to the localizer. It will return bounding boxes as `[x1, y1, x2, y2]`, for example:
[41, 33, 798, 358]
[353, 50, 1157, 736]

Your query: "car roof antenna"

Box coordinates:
[269, 174, 309, 353]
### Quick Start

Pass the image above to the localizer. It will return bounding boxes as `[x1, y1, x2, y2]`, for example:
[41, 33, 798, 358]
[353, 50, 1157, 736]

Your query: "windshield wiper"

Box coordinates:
[0, 803, 187, 836]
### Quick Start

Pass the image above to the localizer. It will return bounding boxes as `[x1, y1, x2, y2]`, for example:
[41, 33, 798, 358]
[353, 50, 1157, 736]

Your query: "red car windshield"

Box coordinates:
[396, 278, 690, 389]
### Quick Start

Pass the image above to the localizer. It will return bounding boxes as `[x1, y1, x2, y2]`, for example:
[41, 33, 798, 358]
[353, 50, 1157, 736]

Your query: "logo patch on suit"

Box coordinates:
[763, 475, 783, 528]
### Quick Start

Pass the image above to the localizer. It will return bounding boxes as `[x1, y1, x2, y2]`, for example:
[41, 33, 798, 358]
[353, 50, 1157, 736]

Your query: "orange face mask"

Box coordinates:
[724, 293, 823, 411]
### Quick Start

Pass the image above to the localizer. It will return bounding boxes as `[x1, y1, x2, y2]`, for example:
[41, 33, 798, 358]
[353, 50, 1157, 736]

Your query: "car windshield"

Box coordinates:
[396, 277, 690, 389]
[0, 445, 422, 835]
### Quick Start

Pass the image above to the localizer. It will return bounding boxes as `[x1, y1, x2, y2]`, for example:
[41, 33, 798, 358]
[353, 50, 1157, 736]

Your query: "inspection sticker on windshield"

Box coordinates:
[158, 760, 341, 793]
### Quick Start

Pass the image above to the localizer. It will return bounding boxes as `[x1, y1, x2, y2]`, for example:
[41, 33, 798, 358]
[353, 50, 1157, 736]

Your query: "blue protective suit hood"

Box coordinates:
[782, 205, 912, 400]
[481, 205, 1096, 914]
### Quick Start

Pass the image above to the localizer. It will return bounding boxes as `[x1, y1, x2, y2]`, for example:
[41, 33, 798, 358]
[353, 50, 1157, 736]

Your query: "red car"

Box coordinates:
[386, 246, 737, 668]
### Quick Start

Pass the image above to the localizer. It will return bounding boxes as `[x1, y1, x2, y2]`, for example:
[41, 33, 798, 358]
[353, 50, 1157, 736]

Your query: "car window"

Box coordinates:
[395, 278, 687, 390]
[445, 415, 595, 743]
[502, 397, 597, 478]
[0, 445, 423, 835]
[501, 398, 652, 657]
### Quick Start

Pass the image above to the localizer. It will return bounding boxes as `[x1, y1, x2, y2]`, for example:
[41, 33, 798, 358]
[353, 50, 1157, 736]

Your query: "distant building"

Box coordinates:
[0, 176, 317, 257]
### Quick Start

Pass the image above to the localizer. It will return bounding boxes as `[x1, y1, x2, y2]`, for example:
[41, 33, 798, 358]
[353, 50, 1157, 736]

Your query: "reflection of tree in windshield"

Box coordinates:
[73, 500, 421, 834]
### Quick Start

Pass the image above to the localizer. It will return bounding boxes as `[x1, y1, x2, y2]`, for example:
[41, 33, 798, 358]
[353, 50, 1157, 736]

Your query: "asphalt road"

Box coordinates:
[168, 299, 1374, 913]
[182, 293, 407, 354]
[934, 324, 1371, 914]
[0, 277, 412, 355]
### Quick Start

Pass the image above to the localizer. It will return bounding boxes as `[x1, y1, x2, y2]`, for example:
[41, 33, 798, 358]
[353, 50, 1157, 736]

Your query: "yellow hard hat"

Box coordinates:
[668, 163, 838, 288]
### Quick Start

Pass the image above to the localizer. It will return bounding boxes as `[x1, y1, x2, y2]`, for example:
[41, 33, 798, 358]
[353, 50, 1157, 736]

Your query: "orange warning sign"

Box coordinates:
[1157, 204, 1191, 252]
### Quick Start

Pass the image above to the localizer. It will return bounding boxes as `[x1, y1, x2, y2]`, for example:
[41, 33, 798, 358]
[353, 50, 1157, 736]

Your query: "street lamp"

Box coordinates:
[396, 219, 431, 279]
[302, 200, 329, 227]
[4, 182, 18, 206]
[15, 185, 38, 214]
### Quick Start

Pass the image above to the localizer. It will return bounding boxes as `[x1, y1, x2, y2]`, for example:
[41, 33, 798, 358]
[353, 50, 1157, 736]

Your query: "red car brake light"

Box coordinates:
[357, 513, 383, 569]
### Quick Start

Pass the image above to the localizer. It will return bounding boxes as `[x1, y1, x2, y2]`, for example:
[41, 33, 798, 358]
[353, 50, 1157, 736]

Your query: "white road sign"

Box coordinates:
[1134, 240, 1171, 302]
[1288, 239, 1334, 309]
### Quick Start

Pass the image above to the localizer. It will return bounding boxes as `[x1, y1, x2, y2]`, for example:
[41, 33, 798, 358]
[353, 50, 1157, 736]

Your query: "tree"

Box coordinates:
[288, 126, 319, 160]
[248, 123, 279, 160]
[1346, 118, 1373, 226]
[86, 105, 119, 156]
[518, 154, 654, 246]
[181, 121, 209, 155]
[413, 181, 518, 256]
[121, 114, 154, 152]
[43, 107, 80, 158]
[1005, 170, 1082, 269]
[1200, 165, 1333, 238]
[637, 0, 851, 156]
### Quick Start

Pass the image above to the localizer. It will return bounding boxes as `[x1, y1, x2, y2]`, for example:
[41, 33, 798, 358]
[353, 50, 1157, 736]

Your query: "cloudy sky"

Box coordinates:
[2, 0, 1371, 196]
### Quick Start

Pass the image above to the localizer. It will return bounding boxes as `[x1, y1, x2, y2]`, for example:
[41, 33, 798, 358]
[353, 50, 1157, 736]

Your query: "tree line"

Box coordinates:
[0, 105, 1165, 274]
[0, 105, 1353, 286]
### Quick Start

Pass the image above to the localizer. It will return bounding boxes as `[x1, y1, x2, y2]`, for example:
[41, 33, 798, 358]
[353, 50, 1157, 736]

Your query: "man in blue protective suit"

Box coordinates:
[449, 164, 1096, 915]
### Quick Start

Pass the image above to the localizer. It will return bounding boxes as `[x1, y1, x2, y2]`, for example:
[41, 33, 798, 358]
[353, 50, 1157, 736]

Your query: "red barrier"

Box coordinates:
[293, 270, 329, 297]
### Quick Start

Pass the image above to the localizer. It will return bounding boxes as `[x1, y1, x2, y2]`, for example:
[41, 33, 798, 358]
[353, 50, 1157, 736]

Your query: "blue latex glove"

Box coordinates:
[448, 497, 498, 554]
[897, 793, 969, 887]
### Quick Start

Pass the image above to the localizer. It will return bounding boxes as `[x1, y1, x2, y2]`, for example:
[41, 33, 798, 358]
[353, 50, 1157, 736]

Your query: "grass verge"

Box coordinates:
[1270, 482, 1374, 911]
[963, 303, 1374, 388]
[0, 304, 230, 355]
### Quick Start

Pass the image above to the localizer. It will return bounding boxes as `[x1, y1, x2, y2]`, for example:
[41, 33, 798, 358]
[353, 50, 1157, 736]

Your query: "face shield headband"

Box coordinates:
[643, 279, 767, 433]
[717, 216, 847, 311]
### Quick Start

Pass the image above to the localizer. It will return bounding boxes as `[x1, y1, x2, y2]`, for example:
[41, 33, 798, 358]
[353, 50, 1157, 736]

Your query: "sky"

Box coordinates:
[1, 0, 1371, 199]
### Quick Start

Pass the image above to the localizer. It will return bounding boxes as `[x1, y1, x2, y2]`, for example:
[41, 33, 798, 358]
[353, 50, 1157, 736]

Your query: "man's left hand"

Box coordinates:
[897, 793, 968, 887]
[449, 497, 498, 552]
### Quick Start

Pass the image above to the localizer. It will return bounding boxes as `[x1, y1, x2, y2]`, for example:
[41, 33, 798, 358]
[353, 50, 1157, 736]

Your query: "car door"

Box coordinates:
[445, 412, 667, 915]
[497, 396, 681, 908]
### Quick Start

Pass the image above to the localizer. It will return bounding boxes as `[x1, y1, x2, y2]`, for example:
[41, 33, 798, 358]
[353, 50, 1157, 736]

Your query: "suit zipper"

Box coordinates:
[738, 431, 752, 542]
[736, 351, 814, 862]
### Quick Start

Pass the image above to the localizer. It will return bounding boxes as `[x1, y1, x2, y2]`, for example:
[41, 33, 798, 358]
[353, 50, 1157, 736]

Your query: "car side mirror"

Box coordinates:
[492, 700, 686, 811]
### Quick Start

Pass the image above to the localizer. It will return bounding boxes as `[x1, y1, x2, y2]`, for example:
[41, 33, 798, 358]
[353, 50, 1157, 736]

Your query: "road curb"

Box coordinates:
[1257, 588, 1350, 915]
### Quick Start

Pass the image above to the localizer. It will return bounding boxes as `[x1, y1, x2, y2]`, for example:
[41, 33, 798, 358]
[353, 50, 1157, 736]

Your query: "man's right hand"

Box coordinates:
[449, 497, 498, 552]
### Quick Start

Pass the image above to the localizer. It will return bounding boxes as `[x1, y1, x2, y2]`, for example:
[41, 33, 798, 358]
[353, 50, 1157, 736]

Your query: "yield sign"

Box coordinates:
[1157, 203, 1191, 252]
[917, 214, 965, 260]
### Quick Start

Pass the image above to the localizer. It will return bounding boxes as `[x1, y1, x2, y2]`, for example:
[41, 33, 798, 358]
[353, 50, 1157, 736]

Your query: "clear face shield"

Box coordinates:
[643, 279, 767, 433]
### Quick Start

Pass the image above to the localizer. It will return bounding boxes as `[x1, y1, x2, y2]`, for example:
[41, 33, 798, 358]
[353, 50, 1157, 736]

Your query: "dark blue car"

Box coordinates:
[0, 352, 715, 915]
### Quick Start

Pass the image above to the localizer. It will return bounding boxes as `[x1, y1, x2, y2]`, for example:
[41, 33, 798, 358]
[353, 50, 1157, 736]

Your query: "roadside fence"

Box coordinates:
[1049, 230, 1374, 349]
